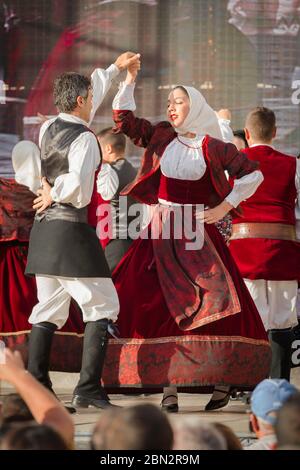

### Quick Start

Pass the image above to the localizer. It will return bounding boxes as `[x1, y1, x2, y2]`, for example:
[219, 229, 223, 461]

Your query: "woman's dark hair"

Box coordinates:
[233, 129, 249, 148]
[53, 72, 91, 112]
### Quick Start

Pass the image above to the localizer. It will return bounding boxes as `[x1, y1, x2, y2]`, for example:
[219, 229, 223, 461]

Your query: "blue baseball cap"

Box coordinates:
[251, 379, 298, 425]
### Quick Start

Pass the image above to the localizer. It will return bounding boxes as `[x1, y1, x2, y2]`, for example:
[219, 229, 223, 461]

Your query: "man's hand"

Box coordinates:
[0, 348, 25, 383]
[217, 109, 232, 121]
[114, 51, 141, 71]
[125, 62, 140, 84]
[197, 200, 233, 224]
[33, 177, 53, 213]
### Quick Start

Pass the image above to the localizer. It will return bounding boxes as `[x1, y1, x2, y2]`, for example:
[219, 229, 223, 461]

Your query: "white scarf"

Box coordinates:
[12, 140, 41, 194]
[173, 86, 223, 140]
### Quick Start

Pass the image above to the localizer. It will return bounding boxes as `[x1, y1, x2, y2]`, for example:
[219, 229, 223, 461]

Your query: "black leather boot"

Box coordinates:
[27, 322, 57, 390]
[27, 322, 76, 414]
[72, 319, 119, 409]
[268, 328, 293, 381]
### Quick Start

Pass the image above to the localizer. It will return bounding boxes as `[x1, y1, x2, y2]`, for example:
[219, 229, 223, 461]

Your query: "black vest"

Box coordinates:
[26, 118, 110, 278]
[39, 118, 101, 223]
[109, 159, 137, 238]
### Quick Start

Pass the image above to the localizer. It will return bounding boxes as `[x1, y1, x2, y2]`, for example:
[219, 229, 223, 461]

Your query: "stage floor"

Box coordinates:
[1, 368, 300, 449]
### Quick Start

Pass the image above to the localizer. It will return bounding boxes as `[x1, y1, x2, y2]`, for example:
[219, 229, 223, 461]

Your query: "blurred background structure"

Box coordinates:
[1, 0, 300, 176]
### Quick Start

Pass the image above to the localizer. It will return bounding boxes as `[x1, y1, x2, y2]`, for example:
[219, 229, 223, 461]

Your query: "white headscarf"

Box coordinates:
[173, 86, 223, 140]
[12, 140, 41, 194]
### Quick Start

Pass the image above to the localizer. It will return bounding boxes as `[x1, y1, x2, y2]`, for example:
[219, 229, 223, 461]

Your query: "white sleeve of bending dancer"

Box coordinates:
[50, 132, 99, 208]
[97, 163, 119, 201]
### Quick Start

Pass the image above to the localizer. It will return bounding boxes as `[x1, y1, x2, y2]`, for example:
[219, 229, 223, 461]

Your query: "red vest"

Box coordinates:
[232, 146, 297, 225]
[230, 146, 300, 281]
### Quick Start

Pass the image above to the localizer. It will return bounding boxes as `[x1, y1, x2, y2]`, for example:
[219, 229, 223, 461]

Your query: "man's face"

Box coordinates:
[97, 138, 113, 163]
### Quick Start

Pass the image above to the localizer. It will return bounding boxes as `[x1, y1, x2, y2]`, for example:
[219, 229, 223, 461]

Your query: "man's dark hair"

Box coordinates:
[0, 394, 33, 425]
[275, 393, 300, 448]
[53, 72, 91, 112]
[0, 423, 68, 450]
[97, 127, 126, 155]
[245, 107, 276, 142]
[92, 404, 173, 450]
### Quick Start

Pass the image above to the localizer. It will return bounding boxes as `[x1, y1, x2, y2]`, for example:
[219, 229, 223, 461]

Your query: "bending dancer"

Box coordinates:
[108, 63, 271, 412]
[25, 52, 140, 409]
[0, 141, 40, 345]
[96, 128, 137, 272]
[229, 107, 300, 381]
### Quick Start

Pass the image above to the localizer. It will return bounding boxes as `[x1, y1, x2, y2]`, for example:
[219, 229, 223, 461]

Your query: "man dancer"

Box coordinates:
[25, 52, 140, 409]
[229, 107, 300, 381]
[96, 128, 137, 272]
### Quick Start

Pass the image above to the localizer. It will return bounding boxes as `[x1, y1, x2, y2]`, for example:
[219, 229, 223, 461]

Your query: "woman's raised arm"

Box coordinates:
[112, 67, 156, 148]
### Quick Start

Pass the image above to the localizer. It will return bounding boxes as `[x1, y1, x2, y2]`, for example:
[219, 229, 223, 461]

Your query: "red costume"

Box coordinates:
[229, 145, 300, 281]
[100, 111, 271, 391]
[0, 178, 84, 371]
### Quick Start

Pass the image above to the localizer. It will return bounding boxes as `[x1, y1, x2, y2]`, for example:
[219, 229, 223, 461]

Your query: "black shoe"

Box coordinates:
[72, 394, 120, 409]
[205, 388, 231, 411]
[65, 405, 77, 414]
[161, 394, 179, 413]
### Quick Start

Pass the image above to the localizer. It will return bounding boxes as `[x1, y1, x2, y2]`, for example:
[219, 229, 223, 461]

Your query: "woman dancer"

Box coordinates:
[104, 64, 271, 411]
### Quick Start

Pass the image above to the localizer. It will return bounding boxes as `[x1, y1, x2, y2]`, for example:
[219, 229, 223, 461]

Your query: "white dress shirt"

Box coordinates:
[97, 163, 119, 201]
[39, 64, 119, 208]
[113, 82, 263, 208]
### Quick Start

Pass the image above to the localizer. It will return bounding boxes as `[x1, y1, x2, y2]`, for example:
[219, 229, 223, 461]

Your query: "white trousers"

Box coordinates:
[244, 279, 298, 331]
[29, 275, 120, 329]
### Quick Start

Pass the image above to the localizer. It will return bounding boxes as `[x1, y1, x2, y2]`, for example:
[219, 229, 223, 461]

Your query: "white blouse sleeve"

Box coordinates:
[112, 82, 136, 111]
[217, 117, 234, 143]
[50, 132, 99, 208]
[225, 170, 264, 208]
[89, 64, 120, 125]
[97, 163, 119, 201]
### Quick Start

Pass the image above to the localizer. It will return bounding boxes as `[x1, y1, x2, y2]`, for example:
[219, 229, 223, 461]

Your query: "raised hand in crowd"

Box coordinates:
[0, 348, 74, 446]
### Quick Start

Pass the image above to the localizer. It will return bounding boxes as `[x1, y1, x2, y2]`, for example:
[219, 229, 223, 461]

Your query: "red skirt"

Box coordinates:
[104, 222, 271, 390]
[0, 242, 84, 371]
